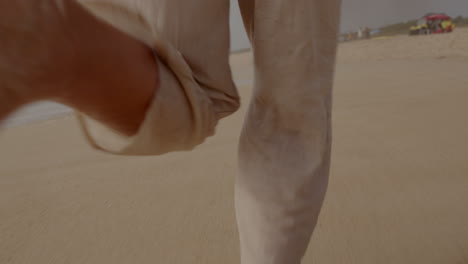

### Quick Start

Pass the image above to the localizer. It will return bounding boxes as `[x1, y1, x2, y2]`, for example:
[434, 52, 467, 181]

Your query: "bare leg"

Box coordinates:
[0, 0, 157, 135]
[236, 0, 341, 263]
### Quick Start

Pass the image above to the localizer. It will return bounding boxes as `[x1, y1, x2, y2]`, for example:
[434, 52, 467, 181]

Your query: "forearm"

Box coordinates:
[0, 0, 157, 135]
[57, 0, 158, 136]
[0, 86, 23, 123]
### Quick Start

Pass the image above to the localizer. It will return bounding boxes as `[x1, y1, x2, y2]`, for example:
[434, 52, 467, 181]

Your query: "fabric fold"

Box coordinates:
[75, 0, 227, 155]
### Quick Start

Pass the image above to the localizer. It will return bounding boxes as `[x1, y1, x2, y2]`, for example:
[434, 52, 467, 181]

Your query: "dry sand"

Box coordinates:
[1, 29, 468, 264]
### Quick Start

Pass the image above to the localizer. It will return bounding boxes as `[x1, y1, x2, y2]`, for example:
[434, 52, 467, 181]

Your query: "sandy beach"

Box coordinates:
[1, 29, 468, 263]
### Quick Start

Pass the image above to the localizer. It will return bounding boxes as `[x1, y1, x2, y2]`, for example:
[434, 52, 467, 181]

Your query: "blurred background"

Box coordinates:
[231, 0, 468, 50]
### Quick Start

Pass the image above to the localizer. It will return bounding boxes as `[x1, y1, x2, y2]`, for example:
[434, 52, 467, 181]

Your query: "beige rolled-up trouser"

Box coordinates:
[75, 0, 341, 263]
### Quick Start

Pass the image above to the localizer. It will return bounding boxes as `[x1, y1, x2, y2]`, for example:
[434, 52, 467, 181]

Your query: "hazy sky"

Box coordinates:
[229, 0, 468, 50]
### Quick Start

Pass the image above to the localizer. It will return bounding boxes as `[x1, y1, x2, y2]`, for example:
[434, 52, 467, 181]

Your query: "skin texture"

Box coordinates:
[0, 0, 157, 135]
[236, 1, 341, 263]
[0, 1, 341, 263]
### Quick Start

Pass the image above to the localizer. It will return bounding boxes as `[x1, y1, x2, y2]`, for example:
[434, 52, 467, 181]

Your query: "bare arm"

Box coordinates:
[0, 0, 157, 135]
[0, 86, 23, 122]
